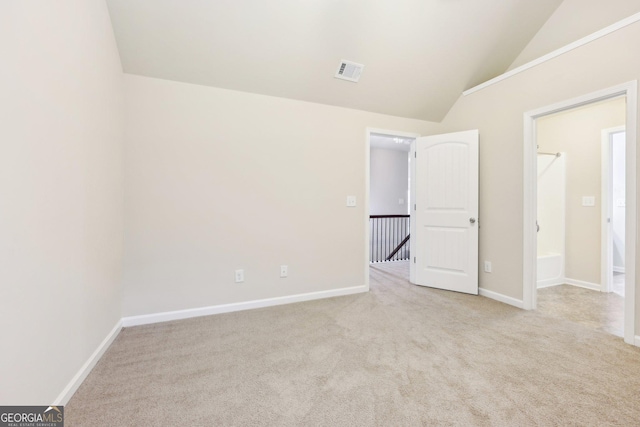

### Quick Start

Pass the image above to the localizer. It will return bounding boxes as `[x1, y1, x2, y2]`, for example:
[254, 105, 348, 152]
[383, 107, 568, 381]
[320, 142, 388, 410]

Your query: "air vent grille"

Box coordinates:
[335, 60, 364, 83]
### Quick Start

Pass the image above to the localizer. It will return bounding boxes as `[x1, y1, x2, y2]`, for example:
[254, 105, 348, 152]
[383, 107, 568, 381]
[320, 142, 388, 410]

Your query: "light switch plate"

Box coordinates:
[582, 196, 595, 207]
[346, 196, 357, 207]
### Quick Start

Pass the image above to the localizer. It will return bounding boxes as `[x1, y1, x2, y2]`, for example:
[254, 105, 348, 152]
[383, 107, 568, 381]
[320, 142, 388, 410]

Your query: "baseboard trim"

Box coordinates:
[122, 285, 368, 327]
[537, 278, 564, 289]
[634, 336, 640, 347]
[53, 319, 122, 405]
[479, 288, 524, 309]
[564, 278, 602, 291]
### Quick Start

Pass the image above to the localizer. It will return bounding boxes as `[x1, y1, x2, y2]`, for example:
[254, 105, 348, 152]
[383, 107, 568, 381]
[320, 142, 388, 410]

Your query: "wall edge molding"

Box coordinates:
[464, 12, 640, 96]
[122, 285, 368, 327]
[536, 278, 565, 289]
[479, 287, 524, 309]
[53, 319, 123, 405]
[564, 278, 602, 291]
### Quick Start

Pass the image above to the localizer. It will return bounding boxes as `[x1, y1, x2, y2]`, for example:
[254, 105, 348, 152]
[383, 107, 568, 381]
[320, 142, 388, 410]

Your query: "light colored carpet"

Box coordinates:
[67, 261, 640, 426]
[537, 284, 624, 337]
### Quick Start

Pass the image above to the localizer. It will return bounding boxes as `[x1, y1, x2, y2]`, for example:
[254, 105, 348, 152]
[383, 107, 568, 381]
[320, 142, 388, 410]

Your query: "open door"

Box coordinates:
[410, 130, 479, 294]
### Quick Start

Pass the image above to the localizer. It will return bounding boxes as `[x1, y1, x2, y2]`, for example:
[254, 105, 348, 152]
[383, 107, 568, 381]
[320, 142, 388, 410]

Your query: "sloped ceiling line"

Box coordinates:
[106, 0, 563, 121]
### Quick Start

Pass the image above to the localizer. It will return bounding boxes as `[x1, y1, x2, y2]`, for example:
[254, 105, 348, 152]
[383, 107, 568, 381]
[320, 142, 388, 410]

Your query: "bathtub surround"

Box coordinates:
[537, 153, 566, 288]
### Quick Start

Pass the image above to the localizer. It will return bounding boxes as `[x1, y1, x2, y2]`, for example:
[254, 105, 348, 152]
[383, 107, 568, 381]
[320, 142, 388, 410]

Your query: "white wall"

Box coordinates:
[370, 148, 409, 215]
[122, 74, 437, 316]
[612, 131, 626, 270]
[0, 0, 124, 405]
[439, 13, 640, 329]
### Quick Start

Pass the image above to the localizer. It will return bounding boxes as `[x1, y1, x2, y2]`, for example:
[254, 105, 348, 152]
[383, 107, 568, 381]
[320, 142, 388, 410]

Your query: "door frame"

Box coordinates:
[365, 128, 420, 290]
[601, 126, 626, 293]
[523, 80, 638, 345]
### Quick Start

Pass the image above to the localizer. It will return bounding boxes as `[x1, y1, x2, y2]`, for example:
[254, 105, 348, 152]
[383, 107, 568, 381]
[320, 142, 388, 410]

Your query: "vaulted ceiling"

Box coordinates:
[106, 0, 564, 122]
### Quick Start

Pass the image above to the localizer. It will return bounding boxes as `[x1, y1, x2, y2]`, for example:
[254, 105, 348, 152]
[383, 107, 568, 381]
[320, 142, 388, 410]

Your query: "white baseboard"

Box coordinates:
[635, 336, 640, 347]
[564, 278, 602, 291]
[537, 278, 565, 289]
[54, 285, 367, 404]
[54, 319, 122, 405]
[614, 266, 626, 273]
[122, 285, 368, 327]
[479, 288, 524, 309]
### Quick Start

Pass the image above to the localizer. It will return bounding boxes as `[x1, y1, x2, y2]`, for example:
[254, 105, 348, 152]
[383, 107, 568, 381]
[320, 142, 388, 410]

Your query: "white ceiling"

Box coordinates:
[106, 0, 564, 122]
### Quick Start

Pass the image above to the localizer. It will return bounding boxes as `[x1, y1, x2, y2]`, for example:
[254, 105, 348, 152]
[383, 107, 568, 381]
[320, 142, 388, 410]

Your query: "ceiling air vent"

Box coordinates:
[335, 60, 364, 83]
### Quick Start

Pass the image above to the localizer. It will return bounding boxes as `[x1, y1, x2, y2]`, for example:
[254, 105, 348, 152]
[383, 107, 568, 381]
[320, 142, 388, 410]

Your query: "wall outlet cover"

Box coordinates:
[235, 269, 244, 283]
[483, 261, 492, 273]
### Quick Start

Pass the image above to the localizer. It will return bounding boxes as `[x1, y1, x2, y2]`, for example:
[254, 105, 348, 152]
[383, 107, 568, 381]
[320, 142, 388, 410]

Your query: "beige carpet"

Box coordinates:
[67, 262, 640, 426]
[537, 284, 624, 338]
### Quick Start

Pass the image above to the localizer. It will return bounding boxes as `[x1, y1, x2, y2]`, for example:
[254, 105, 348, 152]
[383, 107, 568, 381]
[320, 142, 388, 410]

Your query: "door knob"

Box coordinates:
[469, 217, 476, 224]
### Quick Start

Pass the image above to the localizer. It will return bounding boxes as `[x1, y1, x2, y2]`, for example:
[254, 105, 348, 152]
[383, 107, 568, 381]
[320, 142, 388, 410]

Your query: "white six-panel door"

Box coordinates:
[410, 130, 479, 294]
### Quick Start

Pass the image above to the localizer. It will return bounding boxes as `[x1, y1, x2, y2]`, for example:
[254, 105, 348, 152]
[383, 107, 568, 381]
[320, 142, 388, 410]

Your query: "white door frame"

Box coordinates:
[523, 81, 638, 345]
[365, 128, 420, 290]
[601, 126, 626, 293]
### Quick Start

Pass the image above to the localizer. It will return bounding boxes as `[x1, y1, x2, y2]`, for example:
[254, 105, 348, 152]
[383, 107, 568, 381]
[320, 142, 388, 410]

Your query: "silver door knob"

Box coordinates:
[469, 217, 476, 224]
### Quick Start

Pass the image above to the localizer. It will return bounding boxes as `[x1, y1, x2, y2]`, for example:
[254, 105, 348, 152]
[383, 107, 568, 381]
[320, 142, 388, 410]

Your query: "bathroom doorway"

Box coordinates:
[534, 97, 626, 337]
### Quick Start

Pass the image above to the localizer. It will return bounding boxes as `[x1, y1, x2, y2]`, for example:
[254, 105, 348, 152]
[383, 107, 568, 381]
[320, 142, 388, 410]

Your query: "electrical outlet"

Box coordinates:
[280, 265, 288, 278]
[235, 269, 244, 283]
[346, 196, 357, 207]
[484, 261, 492, 273]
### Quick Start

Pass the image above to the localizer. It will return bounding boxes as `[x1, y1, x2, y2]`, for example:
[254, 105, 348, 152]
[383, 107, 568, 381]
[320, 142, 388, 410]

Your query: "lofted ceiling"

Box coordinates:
[106, 0, 564, 122]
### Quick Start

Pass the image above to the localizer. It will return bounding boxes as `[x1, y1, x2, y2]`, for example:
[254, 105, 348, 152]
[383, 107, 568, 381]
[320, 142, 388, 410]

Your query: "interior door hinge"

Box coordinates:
[414, 151, 417, 158]
[413, 257, 416, 263]
[414, 204, 416, 211]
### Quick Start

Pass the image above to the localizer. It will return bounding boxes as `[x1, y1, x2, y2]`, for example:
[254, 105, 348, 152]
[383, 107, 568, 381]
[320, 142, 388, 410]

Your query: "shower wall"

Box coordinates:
[537, 154, 566, 287]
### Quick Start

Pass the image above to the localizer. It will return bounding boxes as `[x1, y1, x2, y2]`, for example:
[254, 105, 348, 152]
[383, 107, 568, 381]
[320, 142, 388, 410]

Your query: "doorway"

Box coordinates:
[534, 98, 626, 336]
[602, 127, 626, 296]
[523, 81, 638, 345]
[365, 128, 418, 287]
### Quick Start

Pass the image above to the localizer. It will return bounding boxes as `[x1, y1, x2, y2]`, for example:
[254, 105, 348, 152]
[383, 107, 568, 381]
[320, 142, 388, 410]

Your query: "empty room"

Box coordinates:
[3, 0, 640, 425]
